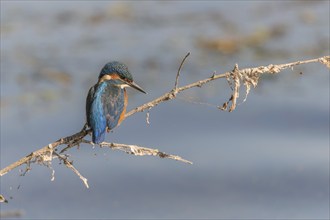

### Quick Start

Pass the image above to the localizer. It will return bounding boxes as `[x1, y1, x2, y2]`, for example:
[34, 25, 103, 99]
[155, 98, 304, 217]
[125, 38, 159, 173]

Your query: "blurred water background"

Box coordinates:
[1, 1, 329, 219]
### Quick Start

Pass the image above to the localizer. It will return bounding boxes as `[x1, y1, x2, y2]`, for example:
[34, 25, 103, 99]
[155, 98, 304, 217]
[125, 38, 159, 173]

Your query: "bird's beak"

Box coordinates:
[127, 81, 147, 94]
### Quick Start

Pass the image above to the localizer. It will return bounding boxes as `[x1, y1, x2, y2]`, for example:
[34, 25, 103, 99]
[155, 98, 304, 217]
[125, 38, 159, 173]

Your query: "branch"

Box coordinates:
[53, 151, 89, 188]
[0, 126, 89, 177]
[1, 55, 328, 187]
[99, 142, 193, 164]
[126, 55, 329, 117]
[174, 52, 190, 89]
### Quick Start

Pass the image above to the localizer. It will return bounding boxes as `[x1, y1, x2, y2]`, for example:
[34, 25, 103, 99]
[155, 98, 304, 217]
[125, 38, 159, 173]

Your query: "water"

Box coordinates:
[1, 1, 329, 219]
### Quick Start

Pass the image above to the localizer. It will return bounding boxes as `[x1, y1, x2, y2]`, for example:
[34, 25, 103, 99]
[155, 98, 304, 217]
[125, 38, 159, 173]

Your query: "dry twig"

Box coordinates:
[53, 151, 89, 188]
[99, 142, 193, 164]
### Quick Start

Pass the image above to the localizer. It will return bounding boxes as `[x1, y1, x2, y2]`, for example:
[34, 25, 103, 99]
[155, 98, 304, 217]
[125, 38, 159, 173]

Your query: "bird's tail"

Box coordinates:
[92, 129, 106, 144]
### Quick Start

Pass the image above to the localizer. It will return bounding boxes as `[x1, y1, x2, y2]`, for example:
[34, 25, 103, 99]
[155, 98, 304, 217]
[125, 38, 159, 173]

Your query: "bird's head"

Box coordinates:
[98, 61, 146, 94]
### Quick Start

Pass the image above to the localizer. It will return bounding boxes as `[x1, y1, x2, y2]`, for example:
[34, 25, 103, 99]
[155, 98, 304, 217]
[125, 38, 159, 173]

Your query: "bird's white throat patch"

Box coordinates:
[99, 74, 113, 83]
[119, 84, 130, 89]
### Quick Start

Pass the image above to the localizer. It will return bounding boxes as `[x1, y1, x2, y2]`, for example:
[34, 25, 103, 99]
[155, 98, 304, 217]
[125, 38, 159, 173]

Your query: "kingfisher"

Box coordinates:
[86, 61, 146, 144]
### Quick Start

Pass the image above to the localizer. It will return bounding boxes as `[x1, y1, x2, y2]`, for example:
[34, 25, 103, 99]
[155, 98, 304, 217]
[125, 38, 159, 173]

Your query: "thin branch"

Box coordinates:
[99, 142, 193, 164]
[124, 72, 228, 118]
[229, 64, 240, 112]
[126, 55, 329, 116]
[174, 52, 191, 90]
[146, 111, 150, 125]
[0, 127, 89, 176]
[53, 152, 89, 188]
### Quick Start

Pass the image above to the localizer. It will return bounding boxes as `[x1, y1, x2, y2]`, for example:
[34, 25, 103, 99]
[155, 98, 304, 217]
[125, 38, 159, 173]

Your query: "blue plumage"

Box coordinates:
[86, 80, 125, 144]
[86, 61, 146, 144]
[99, 61, 132, 81]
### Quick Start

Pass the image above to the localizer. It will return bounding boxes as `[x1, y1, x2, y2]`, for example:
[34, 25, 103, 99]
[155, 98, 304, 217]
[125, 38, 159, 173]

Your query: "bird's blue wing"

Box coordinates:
[86, 83, 108, 144]
[86, 80, 126, 144]
[101, 81, 126, 130]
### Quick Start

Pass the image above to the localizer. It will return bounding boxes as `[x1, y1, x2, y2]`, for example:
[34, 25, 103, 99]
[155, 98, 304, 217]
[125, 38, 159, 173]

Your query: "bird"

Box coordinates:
[86, 61, 146, 144]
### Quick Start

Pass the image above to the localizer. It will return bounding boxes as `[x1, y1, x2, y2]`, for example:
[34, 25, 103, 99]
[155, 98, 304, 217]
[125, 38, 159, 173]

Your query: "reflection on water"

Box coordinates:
[1, 1, 329, 219]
